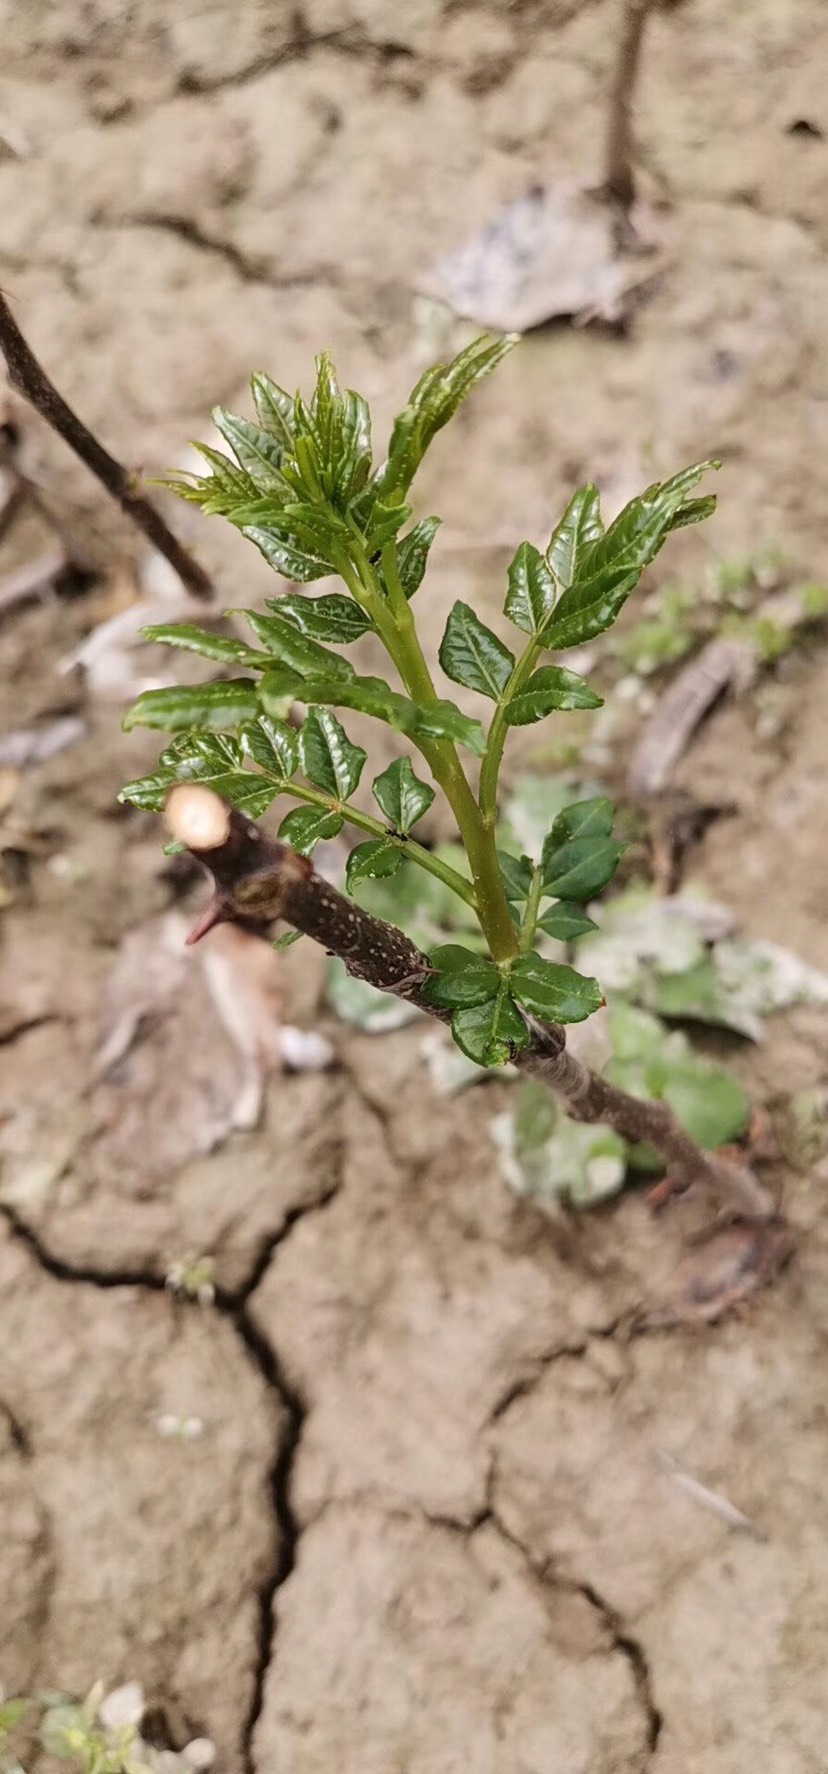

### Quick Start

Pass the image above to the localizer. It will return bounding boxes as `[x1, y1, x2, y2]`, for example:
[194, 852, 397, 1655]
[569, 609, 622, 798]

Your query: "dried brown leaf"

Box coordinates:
[422, 181, 666, 333]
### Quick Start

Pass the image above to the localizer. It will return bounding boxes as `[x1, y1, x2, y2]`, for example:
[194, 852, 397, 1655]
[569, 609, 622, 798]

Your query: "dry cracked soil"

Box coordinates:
[2, 0, 828, 1769]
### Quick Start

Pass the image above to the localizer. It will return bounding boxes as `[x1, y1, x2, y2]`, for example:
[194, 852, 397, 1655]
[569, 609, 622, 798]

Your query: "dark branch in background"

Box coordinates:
[167, 786, 775, 1224]
[0, 292, 214, 602]
[603, 0, 654, 211]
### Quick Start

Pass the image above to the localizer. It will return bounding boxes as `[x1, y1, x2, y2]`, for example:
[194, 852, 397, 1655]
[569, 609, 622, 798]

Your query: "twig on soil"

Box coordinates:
[603, 0, 655, 213]
[654, 1450, 767, 1540]
[0, 462, 23, 539]
[0, 542, 67, 614]
[627, 587, 813, 797]
[166, 784, 776, 1225]
[0, 714, 85, 769]
[0, 292, 214, 602]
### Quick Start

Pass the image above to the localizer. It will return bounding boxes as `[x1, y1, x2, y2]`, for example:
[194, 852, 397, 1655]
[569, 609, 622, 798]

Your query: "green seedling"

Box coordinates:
[119, 336, 771, 1221]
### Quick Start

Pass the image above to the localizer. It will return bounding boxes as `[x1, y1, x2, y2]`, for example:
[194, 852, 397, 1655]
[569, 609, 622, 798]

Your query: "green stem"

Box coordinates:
[479, 635, 545, 826]
[266, 776, 476, 906]
[376, 542, 518, 962]
[518, 865, 544, 954]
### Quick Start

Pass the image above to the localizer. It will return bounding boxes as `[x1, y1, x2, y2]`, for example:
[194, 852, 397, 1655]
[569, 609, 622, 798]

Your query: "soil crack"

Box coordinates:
[221, 1168, 343, 1312]
[119, 212, 330, 293]
[570, 1574, 661, 1755]
[0, 1014, 64, 1049]
[487, 1505, 661, 1764]
[0, 1202, 169, 1293]
[1, 1164, 345, 1773]
[489, 1315, 630, 1424]
[176, 25, 416, 96]
[230, 1291, 305, 1774]
[231, 1149, 344, 1769]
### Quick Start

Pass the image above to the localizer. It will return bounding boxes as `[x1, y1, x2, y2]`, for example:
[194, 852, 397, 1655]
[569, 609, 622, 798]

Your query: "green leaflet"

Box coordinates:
[542, 461, 718, 650]
[250, 372, 295, 448]
[299, 707, 367, 801]
[181, 771, 278, 818]
[131, 731, 280, 819]
[396, 517, 442, 597]
[142, 623, 270, 667]
[537, 559, 640, 651]
[268, 593, 374, 644]
[238, 499, 351, 557]
[242, 524, 331, 583]
[415, 699, 486, 753]
[451, 989, 529, 1068]
[504, 666, 603, 726]
[239, 714, 299, 779]
[587, 461, 719, 579]
[279, 806, 344, 854]
[504, 541, 557, 636]
[541, 835, 625, 900]
[239, 609, 355, 680]
[497, 849, 534, 902]
[536, 798, 622, 901]
[123, 679, 259, 733]
[422, 943, 501, 1010]
[378, 334, 517, 498]
[364, 498, 412, 551]
[119, 734, 278, 817]
[509, 954, 603, 1024]
[668, 495, 717, 533]
[546, 484, 604, 588]
[307, 353, 374, 506]
[119, 767, 178, 811]
[345, 840, 403, 892]
[372, 757, 435, 833]
[212, 407, 291, 490]
[439, 601, 515, 699]
[174, 443, 256, 508]
[548, 796, 615, 843]
[536, 905, 598, 941]
[260, 670, 486, 755]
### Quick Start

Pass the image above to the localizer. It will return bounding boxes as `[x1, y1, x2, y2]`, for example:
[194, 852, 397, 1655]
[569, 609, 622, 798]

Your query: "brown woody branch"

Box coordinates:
[167, 785, 775, 1223]
[0, 292, 214, 601]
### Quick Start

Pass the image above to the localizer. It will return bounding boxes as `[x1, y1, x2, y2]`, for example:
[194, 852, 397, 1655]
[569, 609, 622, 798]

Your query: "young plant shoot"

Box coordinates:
[121, 335, 771, 1220]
